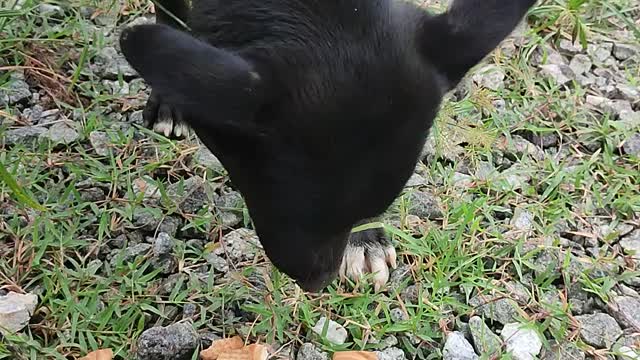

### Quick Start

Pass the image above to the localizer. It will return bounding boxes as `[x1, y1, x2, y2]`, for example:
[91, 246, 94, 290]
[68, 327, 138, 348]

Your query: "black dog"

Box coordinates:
[119, 0, 536, 292]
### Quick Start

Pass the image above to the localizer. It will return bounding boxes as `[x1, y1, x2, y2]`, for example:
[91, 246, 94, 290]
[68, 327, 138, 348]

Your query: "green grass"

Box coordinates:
[1, 0, 639, 359]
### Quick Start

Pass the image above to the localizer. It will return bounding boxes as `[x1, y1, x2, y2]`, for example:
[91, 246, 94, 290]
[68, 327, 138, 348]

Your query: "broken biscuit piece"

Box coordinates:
[217, 344, 269, 360]
[200, 336, 244, 360]
[333, 351, 378, 360]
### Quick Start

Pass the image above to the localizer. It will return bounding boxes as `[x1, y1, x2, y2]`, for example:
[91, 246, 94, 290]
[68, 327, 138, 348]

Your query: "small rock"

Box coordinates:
[130, 110, 145, 125]
[620, 230, 640, 257]
[311, 317, 348, 345]
[375, 347, 406, 360]
[472, 65, 505, 91]
[468, 316, 502, 356]
[511, 209, 535, 233]
[469, 293, 521, 325]
[614, 43, 638, 61]
[405, 173, 427, 188]
[407, 191, 443, 220]
[559, 39, 583, 55]
[442, 331, 478, 360]
[45, 122, 79, 145]
[133, 177, 161, 201]
[80, 187, 106, 202]
[588, 42, 613, 63]
[296, 343, 328, 360]
[569, 54, 592, 75]
[0, 73, 31, 106]
[623, 134, 640, 157]
[3, 126, 47, 146]
[153, 233, 175, 257]
[500, 323, 542, 360]
[110, 243, 152, 267]
[0, 292, 38, 334]
[38, 3, 64, 17]
[616, 84, 639, 102]
[617, 346, 640, 359]
[167, 176, 213, 214]
[540, 64, 575, 85]
[95, 47, 137, 79]
[136, 322, 198, 360]
[89, 131, 111, 156]
[608, 296, 640, 331]
[390, 308, 409, 323]
[193, 147, 225, 173]
[214, 228, 261, 262]
[540, 341, 585, 360]
[575, 313, 622, 349]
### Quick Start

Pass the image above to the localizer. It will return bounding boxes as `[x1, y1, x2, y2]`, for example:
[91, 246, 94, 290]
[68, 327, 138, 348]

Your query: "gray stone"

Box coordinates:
[215, 228, 261, 262]
[80, 187, 105, 202]
[3, 127, 47, 146]
[569, 54, 592, 75]
[608, 296, 640, 331]
[442, 331, 478, 360]
[311, 317, 348, 345]
[469, 292, 522, 325]
[205, 253, 228, 272]
[375, 347, 406, 360]
[540, 341, 585, 360]
[623, 134, 640, 157]
[588, 42, 613, 63]
[620, 230, 640, 257]
[559, 39, 583, 55]
[614, 43, 638, 61]
[296, 343, 328, 360]
[214, 191, 245, 228]
[0, 292, 38, 334]
[472, 65, 505, 91]
[45, 122, 79, 145]
[407, 191, 443, 220]
[405, 173, 427, 188]
[390, 308, 409, 323]
[132, 208, 163, 231]
[136, 322, 198, 360]
[0, 73, 31, 106]
[130, 110, 145, 125]
[193, 147, 225, 173]
[110, 243, 152, 267]
[540, 64, 575, 85]
[89, 131, 111, 156]
[511, 209, 535, 233]
[133, 177, 161, 201]
[575, 313, 622, 349]
[501, 323, 542, 360]
[468, 316, 502, 356]
[616, 84, 639, 102]
[95, 47, 137, 79]
[617, 346, 640, 359]
[167, 176, 213, 214]
[153, 233, 175, 257]
[38, 3, 64, 17]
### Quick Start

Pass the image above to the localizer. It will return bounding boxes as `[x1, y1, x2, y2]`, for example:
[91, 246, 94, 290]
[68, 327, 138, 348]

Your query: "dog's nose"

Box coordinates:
[296, 271, 337, 293]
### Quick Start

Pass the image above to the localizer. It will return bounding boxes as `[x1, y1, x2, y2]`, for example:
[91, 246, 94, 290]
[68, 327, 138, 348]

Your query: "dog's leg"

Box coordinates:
[340, 219, 397, 292]
[142, 0, 192, 138]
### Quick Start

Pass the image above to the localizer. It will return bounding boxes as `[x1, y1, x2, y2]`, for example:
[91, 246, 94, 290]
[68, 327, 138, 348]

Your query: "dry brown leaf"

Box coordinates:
[333, 351, 378, 360]
[79, 348, 114, 360]
[200, 336, 244, 360]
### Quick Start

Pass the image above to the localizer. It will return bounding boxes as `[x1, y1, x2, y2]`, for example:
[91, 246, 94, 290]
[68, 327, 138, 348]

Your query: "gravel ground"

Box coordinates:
[0, 1, 639, 359]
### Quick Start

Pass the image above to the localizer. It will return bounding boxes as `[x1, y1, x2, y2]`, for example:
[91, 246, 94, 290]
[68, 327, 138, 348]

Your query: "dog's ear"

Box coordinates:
[418, 0, 537, 91]
[119, 24, 267, 130]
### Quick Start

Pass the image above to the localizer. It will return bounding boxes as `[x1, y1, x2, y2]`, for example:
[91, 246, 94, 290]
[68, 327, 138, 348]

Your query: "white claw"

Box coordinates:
[384, 246, 397, 269]
[154, 117, 174, 137]
[340, 246, 366, 281]
[368, 255, 390, 292]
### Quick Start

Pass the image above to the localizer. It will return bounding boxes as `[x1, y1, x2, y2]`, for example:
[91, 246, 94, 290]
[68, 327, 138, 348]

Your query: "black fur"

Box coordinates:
[120, 0, 536, 291]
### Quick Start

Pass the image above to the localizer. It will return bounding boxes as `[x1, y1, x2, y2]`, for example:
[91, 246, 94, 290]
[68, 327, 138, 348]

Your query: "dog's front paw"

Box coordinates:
[340, 226, 397, 292]
[143, 90, 191, 138]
